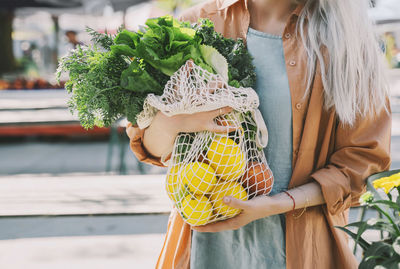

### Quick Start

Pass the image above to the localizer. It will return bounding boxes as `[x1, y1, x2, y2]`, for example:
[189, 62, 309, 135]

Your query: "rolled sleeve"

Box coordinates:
[126, 122, 167, 167]
[312, 103, 392, 215]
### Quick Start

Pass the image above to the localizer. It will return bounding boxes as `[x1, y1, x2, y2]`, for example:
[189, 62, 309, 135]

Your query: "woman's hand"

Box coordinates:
[192, 194, 291, 233]
[193, 182, 326, 233]
[159, 106, 237, 135]
[143, 106, 237, 158]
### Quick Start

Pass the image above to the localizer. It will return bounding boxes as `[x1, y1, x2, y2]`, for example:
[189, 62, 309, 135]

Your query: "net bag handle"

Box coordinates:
[252, 109, 269, 148]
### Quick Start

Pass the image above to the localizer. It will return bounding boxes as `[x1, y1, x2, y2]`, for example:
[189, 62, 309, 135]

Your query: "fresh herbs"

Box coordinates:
[57, 44, 146, 128]
[86, 27, 114, 50]
[57, 16, 256, 128]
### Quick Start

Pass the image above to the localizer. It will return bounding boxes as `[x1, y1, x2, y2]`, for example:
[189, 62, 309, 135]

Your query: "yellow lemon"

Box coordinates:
[210, 181, 248, 218]
[166, 165, 185, 203]
[207, 136, 246, 181]
[181, 194, 214, 226]
[181, 162, 217, 194]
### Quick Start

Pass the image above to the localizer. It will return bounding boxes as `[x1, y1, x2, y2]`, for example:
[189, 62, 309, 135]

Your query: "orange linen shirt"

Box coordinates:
[126, 1, 392, 268]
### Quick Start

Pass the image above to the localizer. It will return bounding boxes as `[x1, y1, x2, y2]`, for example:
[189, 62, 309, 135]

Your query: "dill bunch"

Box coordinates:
[57, 43, 145, 128]
[86, 27, 114, 50]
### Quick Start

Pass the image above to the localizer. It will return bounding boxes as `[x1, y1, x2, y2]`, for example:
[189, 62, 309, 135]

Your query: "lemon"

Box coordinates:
[207, 136, 246, 181]
[166, 165, 185, 203]
[181, 194, 214, 226]
[210, 181, 248, 218]
[181, 162, 217, 194]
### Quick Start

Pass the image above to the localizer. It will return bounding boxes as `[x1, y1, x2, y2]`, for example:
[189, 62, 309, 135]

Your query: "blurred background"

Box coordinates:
[0, 0, 399, 268]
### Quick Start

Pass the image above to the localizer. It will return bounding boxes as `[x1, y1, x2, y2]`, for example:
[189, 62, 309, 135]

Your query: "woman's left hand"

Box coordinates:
[192, 195, 286, 233]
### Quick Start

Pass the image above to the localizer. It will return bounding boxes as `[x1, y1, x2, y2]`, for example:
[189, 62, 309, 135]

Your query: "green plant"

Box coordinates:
[337, 173, 400, 268]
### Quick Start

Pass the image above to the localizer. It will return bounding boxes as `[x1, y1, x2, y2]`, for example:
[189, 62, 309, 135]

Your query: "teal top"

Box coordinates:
[190, 27, 293, 269]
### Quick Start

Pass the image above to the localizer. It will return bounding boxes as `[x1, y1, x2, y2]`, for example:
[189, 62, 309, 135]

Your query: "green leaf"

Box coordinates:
[372, 265, 389, 269]
[175, 133, 195, 162]
[345, 219, 399, 239]
[357, 222, 369, 243]
[380, 255, 400, 269]
[372, 200, 400, 211]
[360, 241, 393, 268]
[114, 29, 140, 48]
[366, 255, 389, 261]
[140, 43, 162, 60]
[365, 242, 393, 257]
[120, 60, 163, 94]
[199, 44, 229, 82]
[110, 44, 136, 57]
[172, 27, 195, 41]
[335, 226, 371, 250]
[158, 52, 185, 76]
[229, 79, 240, 88]
[146, 15, 174, 28]
[376, 222, 400, 238]
[371, 204, 400, 236]
[170, 40, 190, 53]
[86, 27, 114, 49]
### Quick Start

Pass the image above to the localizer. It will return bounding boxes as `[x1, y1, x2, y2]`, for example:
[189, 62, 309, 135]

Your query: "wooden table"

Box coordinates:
[0, 174, 170, 217]
[0, 90, 109, 136]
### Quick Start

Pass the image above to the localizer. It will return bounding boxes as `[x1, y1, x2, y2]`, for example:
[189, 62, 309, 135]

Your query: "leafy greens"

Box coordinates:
[57, 16, 256, 128]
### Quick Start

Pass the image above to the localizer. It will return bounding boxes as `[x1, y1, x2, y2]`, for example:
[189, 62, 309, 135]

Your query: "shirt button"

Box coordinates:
[284, 33, 291, 39]
[294, 149, 299, 155]
[289, 60, 296, 66]
[296, 103, 302, 110]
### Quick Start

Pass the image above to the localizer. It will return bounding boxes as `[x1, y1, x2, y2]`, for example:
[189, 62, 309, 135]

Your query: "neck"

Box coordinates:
[250, 0, 296, 22]
[248, 0, 297, 35]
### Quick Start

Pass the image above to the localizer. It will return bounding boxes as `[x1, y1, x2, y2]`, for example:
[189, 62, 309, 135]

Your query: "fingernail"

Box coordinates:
[223, 197, 230, 203]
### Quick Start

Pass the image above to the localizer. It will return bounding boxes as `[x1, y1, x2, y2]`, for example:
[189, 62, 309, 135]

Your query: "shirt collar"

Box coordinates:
[217, 0, 304, 18]
[216, 0, 241, 11]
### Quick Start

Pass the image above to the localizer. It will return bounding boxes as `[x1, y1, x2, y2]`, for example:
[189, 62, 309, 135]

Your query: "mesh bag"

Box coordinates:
[137, 60, 274, 226]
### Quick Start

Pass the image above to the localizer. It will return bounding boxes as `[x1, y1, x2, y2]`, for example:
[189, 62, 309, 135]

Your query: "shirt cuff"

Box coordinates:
[311, 165, 353, 215]
[126, 122, 167, 167]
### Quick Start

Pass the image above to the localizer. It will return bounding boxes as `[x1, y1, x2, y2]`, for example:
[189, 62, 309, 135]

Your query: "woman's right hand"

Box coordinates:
[143, 106, 236, 158]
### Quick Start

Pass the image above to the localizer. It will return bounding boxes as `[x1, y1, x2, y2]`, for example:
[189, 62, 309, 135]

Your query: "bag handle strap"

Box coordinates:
[252, 109, 268, 148]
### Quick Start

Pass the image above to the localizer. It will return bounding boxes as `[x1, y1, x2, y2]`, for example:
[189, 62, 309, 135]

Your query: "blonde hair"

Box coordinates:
[297, 0, 389, 125]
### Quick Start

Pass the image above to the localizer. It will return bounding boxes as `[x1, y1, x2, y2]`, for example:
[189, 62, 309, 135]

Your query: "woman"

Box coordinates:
[126, 0, 392, 268]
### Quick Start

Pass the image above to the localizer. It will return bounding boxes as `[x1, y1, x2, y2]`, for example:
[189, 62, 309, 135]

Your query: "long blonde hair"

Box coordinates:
[296, 0, 389, 125]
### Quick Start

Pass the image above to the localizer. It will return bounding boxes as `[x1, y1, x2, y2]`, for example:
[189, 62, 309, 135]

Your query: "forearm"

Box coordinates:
[268, 182, 326, 216]
[193, 181, 327, 232]
[142, 107, 234, 158]
[143, 112, 178, 158]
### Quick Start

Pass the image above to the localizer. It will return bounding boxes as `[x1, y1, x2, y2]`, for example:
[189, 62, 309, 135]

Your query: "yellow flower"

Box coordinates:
[373, 172, 400, 193]
[388, 172, 400, 180]
[372, 176, 389, 189]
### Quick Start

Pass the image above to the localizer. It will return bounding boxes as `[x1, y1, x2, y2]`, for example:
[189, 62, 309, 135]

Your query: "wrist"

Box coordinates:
[153, 111, 180, 137]
[142, 112, 180, 158]
[269, 192, 295, 215]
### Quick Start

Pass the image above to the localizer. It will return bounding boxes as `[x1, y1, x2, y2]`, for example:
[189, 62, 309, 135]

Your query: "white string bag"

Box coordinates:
[137, 60, 274, 226]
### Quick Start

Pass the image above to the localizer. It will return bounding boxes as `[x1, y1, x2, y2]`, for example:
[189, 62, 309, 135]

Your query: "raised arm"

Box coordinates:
[126, 107, 236, 165]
